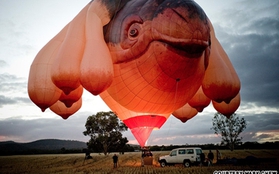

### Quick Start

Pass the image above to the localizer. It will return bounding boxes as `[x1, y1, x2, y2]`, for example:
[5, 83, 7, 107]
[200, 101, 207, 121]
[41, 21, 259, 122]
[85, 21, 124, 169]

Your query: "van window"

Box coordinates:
[195, 149, 202, 155]
[178, 149, 186, 154]
[170, 150, 177, 156]
[186, 149, 194, 154]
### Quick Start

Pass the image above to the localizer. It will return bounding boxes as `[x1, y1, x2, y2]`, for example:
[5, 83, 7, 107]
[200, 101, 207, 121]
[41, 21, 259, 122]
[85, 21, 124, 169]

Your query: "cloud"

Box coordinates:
[148, 110, 279, 145]
[212, 1, 279, 109]
[0, 60, 7, 67]
[0, 95, 17, 107]
[0, 73, 29, 107]
[0, 114, 91, 142]
[245, 113, 279, 132]
[147, 112, 228, 145]
[247, 130, 279, 143]
[0, 0, 278, 146]
[0, 73, 26, 90]
[0, 93, 31, 107]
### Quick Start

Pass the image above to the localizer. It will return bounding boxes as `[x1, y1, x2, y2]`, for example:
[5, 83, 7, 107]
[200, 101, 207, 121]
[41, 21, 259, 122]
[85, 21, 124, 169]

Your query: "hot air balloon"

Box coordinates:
[172, 103, 198, 123]
[28, 0, 241, 147]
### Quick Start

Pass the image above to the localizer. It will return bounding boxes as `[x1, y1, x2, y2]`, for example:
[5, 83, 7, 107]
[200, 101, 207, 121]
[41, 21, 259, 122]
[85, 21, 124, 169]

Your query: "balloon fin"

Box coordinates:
[28, 24, 67, 111]
[202, 19, 240, 103]
[172, 103, 198, 123]
[59, 85, 83, 108]
[212, 93, 241, 118]
[80, 3, 113, 95]
[50, 99, 82, 119]
[51, 4, 91, 95]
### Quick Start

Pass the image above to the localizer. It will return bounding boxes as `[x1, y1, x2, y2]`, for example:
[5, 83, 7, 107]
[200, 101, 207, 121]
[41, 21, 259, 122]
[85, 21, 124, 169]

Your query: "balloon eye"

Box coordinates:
[129, 28, 139, 37]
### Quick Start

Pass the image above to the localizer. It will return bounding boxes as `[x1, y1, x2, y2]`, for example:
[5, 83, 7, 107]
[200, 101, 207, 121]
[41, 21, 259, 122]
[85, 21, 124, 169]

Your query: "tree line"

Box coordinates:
[147, 141, 279, 152]
[3, 111, 276, 156]
[83, 111, 278, 155]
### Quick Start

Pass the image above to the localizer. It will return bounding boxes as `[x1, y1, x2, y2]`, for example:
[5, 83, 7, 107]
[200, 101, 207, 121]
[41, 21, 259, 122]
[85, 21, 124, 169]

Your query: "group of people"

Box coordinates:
[200, 149, 222, 166]
[90, 149, 221, 168]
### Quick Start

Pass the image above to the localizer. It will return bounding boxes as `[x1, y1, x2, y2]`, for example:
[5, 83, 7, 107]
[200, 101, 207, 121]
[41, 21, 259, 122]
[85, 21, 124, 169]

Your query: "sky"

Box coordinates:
[0, 0, 278, 146]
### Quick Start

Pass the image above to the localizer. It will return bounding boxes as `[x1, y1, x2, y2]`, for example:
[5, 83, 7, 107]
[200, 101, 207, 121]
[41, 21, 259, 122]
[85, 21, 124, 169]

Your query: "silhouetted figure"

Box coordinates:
[216, 149, 221, 162]
[84, 149, 92, 160]
[82, 149, 92, 165]
[112, 154, 118, 168]
[207, 150, 214, 166]
[200, 152, 205, 166]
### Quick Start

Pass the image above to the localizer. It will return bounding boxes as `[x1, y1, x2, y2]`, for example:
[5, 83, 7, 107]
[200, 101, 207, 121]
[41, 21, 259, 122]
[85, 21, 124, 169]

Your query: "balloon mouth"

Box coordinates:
[151, 5, 210, 59]
[151, 29, 209, 59]
[163, 41, 208, 58]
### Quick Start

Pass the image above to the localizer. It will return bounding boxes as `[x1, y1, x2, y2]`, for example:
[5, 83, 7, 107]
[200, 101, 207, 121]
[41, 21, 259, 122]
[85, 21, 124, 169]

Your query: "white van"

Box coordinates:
[158, 147, 203, 167]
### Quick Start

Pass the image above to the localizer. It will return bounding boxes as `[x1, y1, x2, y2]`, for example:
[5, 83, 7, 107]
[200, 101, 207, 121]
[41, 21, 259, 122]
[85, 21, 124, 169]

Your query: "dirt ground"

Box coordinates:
[0, 150, 278, 174]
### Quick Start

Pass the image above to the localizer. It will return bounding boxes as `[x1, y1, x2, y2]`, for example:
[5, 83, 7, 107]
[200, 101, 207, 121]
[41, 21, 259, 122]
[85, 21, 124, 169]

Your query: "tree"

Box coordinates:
[211, 112, 247, 151]
[83, 111, 128, 155]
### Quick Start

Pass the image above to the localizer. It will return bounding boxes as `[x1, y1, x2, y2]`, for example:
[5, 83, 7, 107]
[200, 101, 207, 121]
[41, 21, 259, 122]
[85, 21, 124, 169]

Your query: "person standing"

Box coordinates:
[216, 149, 222, 162]
[200, 152, 205, 166]
[207, 150, 214, 166]
[112, 154, 118, 168]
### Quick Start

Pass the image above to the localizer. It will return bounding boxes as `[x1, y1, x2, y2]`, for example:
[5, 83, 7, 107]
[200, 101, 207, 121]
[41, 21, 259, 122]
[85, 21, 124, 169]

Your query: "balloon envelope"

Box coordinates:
[27, 0, 241, 147]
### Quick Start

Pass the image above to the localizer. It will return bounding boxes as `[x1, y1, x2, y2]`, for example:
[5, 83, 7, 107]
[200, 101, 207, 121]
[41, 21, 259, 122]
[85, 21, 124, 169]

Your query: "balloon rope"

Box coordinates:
[148, 79, 180, 150]
[173, 78, 180, 110]
[154, 79, 180, 149]
[162, 79, 180, 145]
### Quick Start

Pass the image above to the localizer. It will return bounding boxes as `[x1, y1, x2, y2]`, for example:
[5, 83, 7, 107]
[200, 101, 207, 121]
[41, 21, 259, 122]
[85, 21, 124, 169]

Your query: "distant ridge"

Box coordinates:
[0, 139, 87, 155]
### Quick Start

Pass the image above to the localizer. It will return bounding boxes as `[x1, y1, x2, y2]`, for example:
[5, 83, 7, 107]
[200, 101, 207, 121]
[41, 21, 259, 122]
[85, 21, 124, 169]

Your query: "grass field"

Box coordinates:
[0, 150, 278, 174]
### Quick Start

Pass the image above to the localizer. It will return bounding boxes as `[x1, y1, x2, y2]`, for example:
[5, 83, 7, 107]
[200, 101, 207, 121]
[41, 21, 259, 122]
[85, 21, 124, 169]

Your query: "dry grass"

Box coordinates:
[0, 150, 278, 174]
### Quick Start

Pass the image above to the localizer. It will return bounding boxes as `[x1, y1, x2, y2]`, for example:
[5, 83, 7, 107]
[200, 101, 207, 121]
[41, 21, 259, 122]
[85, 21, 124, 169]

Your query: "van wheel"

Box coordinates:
[184, 161, 190, 167]
[160, 161, 167, 167]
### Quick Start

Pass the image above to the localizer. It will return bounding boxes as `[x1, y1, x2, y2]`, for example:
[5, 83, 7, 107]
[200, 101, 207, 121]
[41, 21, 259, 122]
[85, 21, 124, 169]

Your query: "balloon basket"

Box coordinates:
[143, 157, 153, 165]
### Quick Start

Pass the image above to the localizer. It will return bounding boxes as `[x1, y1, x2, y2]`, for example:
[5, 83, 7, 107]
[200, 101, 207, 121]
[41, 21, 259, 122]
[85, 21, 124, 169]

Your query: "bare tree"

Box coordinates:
[211, 112, 247, 151]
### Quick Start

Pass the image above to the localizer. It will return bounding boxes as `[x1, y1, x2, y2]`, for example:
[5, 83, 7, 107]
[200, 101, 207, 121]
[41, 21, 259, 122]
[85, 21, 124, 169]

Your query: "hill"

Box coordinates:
[0, 139, 87, 155]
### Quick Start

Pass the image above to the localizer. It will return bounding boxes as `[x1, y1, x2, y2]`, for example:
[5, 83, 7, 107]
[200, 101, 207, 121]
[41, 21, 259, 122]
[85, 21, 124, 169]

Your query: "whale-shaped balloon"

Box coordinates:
[28, 0, 241, 147]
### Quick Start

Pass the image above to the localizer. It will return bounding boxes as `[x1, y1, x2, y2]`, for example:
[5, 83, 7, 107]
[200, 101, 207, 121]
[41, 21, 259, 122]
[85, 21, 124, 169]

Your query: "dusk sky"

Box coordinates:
[0, 0, 278, 146]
